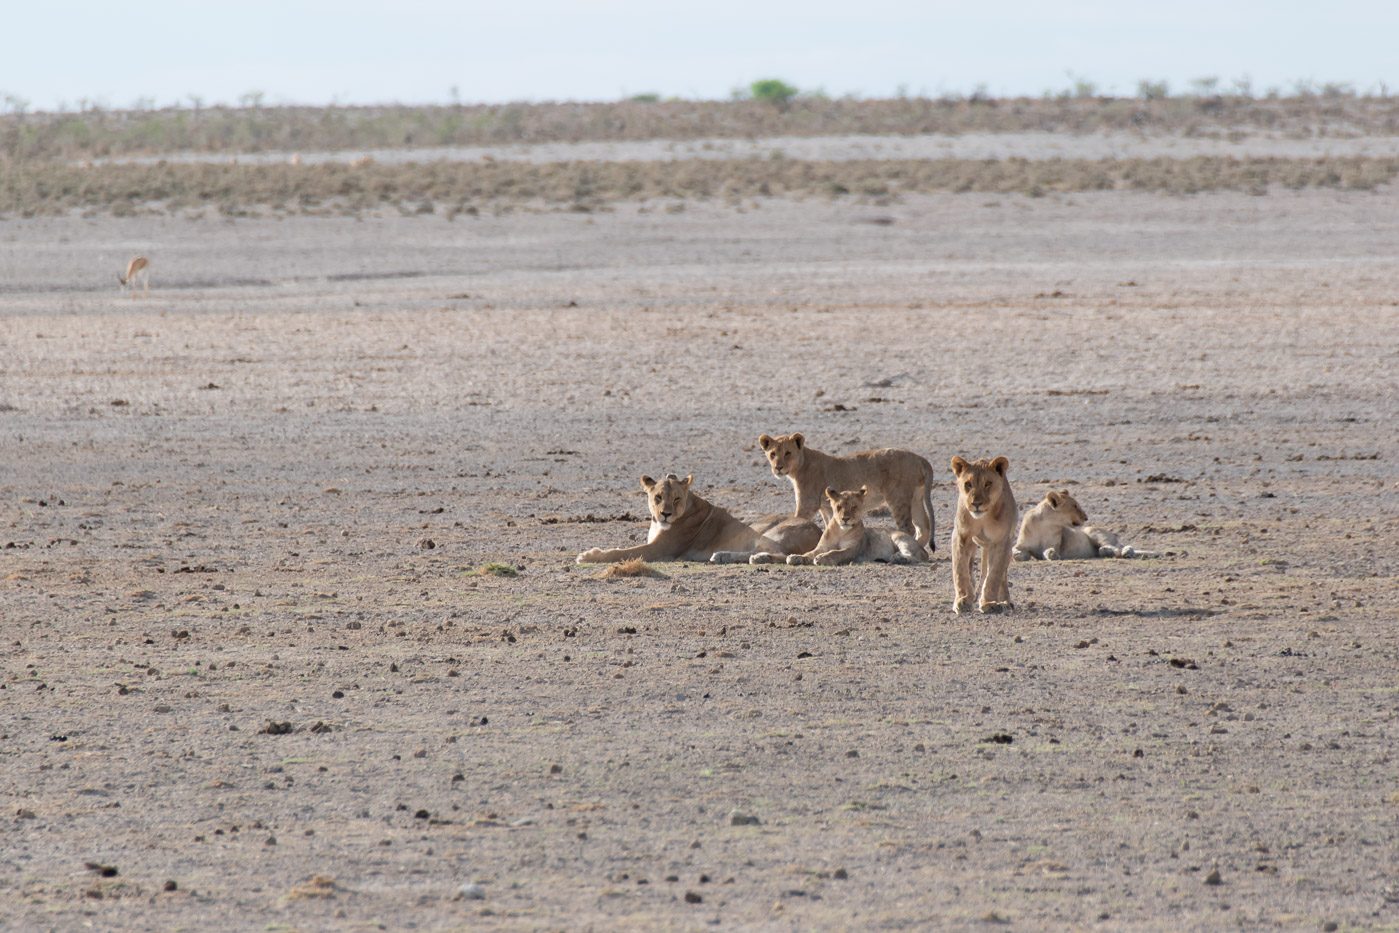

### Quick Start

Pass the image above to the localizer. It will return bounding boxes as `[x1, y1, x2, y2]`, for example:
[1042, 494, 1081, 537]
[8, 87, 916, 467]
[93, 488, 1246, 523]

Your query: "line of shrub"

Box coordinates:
[5, 96, 1399, 164]
[4, 156, 1395, 217]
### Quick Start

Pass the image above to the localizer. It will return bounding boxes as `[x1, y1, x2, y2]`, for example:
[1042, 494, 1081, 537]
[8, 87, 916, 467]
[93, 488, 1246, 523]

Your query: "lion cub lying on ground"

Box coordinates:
[759, 432, 936, 547]
[576, 473, 821, 564]
[1013, 489, 1156, 560]
[950, 455, 1017, 614]
[753, 486, 929, 566]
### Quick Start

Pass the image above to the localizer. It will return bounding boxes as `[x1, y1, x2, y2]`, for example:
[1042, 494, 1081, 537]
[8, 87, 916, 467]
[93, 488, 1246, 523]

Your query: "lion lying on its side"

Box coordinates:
[755, 486, 928, 566]
[575, 473, 822, 565]
[1013, 489, 1157, 560]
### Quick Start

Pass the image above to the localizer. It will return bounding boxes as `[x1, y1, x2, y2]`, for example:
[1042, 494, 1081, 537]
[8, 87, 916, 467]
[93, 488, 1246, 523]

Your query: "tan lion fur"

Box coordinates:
[950, 455, 1018, 614]
[758, 432, 935, 547]
[1014, 489, 1156, 560]
[758, 486, 929, 566]
[576, 473, 821, 565]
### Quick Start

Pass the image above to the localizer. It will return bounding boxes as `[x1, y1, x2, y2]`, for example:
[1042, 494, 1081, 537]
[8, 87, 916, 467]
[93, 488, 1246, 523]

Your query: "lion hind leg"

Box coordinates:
[890, 532, 928, 564]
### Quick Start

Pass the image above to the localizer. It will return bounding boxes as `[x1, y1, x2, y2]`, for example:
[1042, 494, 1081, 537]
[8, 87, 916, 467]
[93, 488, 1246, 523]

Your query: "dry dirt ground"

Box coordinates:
[2, 188, 1398, 931]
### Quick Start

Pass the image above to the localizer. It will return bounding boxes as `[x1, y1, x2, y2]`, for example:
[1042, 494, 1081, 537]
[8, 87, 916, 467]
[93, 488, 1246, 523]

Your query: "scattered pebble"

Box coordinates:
[729, 810, 761, 826]
[457, 882, 486, 900]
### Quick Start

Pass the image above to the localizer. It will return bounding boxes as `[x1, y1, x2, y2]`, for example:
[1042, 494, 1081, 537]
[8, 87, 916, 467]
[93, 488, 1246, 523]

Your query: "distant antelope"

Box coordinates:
[119, 257, 150, 298]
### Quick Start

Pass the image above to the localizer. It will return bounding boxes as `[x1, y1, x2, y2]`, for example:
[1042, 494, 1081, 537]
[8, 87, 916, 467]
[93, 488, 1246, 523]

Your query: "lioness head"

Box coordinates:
[640, 473, 693, 528]
[1041, 489, 1088, 526]
[951, 456, 1010, 519]
[824, 486, 868, 530]
[758, 433, 806, 478]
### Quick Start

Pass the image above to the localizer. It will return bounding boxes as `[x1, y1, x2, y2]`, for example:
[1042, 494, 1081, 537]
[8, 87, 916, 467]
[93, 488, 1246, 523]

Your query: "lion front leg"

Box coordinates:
[978, 541, 1014, 613]
[812, 545, 861, 566]
[951, 533, 976, 614]
[576, 541, 671, 564]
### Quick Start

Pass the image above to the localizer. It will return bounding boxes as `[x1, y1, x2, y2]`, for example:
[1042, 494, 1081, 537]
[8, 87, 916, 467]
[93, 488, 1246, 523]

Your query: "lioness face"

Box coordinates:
[825, 486, 867, 530]
[951, 456, 1010, 519]
[640, 473, 693, 527]
[1044, 490, 1088, 526]
[758, 433, 805, 478]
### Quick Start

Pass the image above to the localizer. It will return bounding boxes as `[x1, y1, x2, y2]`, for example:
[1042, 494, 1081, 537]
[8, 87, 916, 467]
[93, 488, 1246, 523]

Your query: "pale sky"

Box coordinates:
[7, 0, 1398, 111]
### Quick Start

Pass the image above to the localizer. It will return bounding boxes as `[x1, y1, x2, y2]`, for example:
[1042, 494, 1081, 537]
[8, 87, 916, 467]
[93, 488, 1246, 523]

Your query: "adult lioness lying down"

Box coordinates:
[1013, 489, 1157, 560]
[575, 473, 822, 565]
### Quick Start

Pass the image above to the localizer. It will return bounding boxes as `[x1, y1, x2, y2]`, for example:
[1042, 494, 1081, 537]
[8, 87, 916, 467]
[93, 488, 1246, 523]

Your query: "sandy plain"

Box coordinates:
[2, 181, 1398, 931]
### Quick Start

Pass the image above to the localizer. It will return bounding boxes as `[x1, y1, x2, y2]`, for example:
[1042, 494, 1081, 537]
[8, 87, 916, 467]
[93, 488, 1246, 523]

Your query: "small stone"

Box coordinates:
[164, 880, 177, 892]
[1204, 868, 1222, 885]
[729, 810, 760, 826]
[845, 750, 859, 758]
[549, 764, 562, 774]
[457, 882, 486, 900]
[684, 890, 703, 903]
[417, 538, 436, 550]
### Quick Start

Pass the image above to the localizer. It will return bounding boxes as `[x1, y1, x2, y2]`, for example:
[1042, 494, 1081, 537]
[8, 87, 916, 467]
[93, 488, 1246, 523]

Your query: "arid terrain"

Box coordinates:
[2, 170, 1399, 930]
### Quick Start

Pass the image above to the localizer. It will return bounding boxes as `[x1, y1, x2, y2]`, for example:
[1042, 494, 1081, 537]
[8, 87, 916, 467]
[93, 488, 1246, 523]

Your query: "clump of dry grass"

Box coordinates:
[287, 875, 338, 899]
[594, 559, 664, 580]
[5, 96, 1399, 164]
[3, 155, 1395, 218]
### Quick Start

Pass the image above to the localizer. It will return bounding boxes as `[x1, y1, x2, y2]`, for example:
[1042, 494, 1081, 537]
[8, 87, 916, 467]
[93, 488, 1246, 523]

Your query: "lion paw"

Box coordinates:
[1012, 548, 1031, 562]
[576, 548, 604, 564]
[748, 552, 777, 564]
[1044, 548, 1061, 561]
[978, 600, 1011, 614]
[786, 554, 810, 566]
[953, 596, 973, 614]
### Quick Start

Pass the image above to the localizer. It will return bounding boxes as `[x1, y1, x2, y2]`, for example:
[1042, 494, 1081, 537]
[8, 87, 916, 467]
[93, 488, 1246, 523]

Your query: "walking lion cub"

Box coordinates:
[757, 486, 929, 566]
[1013, 489, 1156, 560]
[950, 456, 1017, 614]
[758, 432, 935, 547]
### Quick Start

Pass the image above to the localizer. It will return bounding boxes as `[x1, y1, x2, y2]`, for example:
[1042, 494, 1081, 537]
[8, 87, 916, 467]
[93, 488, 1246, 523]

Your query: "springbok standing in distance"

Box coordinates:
[119, 257, 150, 298]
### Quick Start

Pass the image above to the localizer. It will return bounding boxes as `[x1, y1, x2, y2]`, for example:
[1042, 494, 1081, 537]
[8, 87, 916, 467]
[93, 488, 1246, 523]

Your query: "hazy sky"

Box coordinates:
[8, 0, 1399, 111]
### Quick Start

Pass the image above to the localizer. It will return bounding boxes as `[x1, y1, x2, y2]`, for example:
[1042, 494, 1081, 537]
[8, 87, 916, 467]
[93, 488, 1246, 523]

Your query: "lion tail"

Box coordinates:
[921, 457, 936, 551]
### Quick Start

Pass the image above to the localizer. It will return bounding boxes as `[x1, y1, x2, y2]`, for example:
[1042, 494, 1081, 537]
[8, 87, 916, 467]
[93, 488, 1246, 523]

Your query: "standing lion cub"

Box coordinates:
[758, 432, 935, 547]
[756, 486, 929, 566]
[950, 455, 1017, 614]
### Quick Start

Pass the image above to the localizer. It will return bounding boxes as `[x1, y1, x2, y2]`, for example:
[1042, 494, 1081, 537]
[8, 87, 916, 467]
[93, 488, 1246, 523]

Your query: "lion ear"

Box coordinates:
[641, 475, 656, 491]
[825, 487, 839, 500]
[681, 473, 693, 488]
[950, 456, 968, 477]
[1046, 491, 1060, 507]
[759, 434, 774, 451]
[791, 433, 804, 449]
[858, 485, 868, 497]
[991, 456, 1009, 476]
